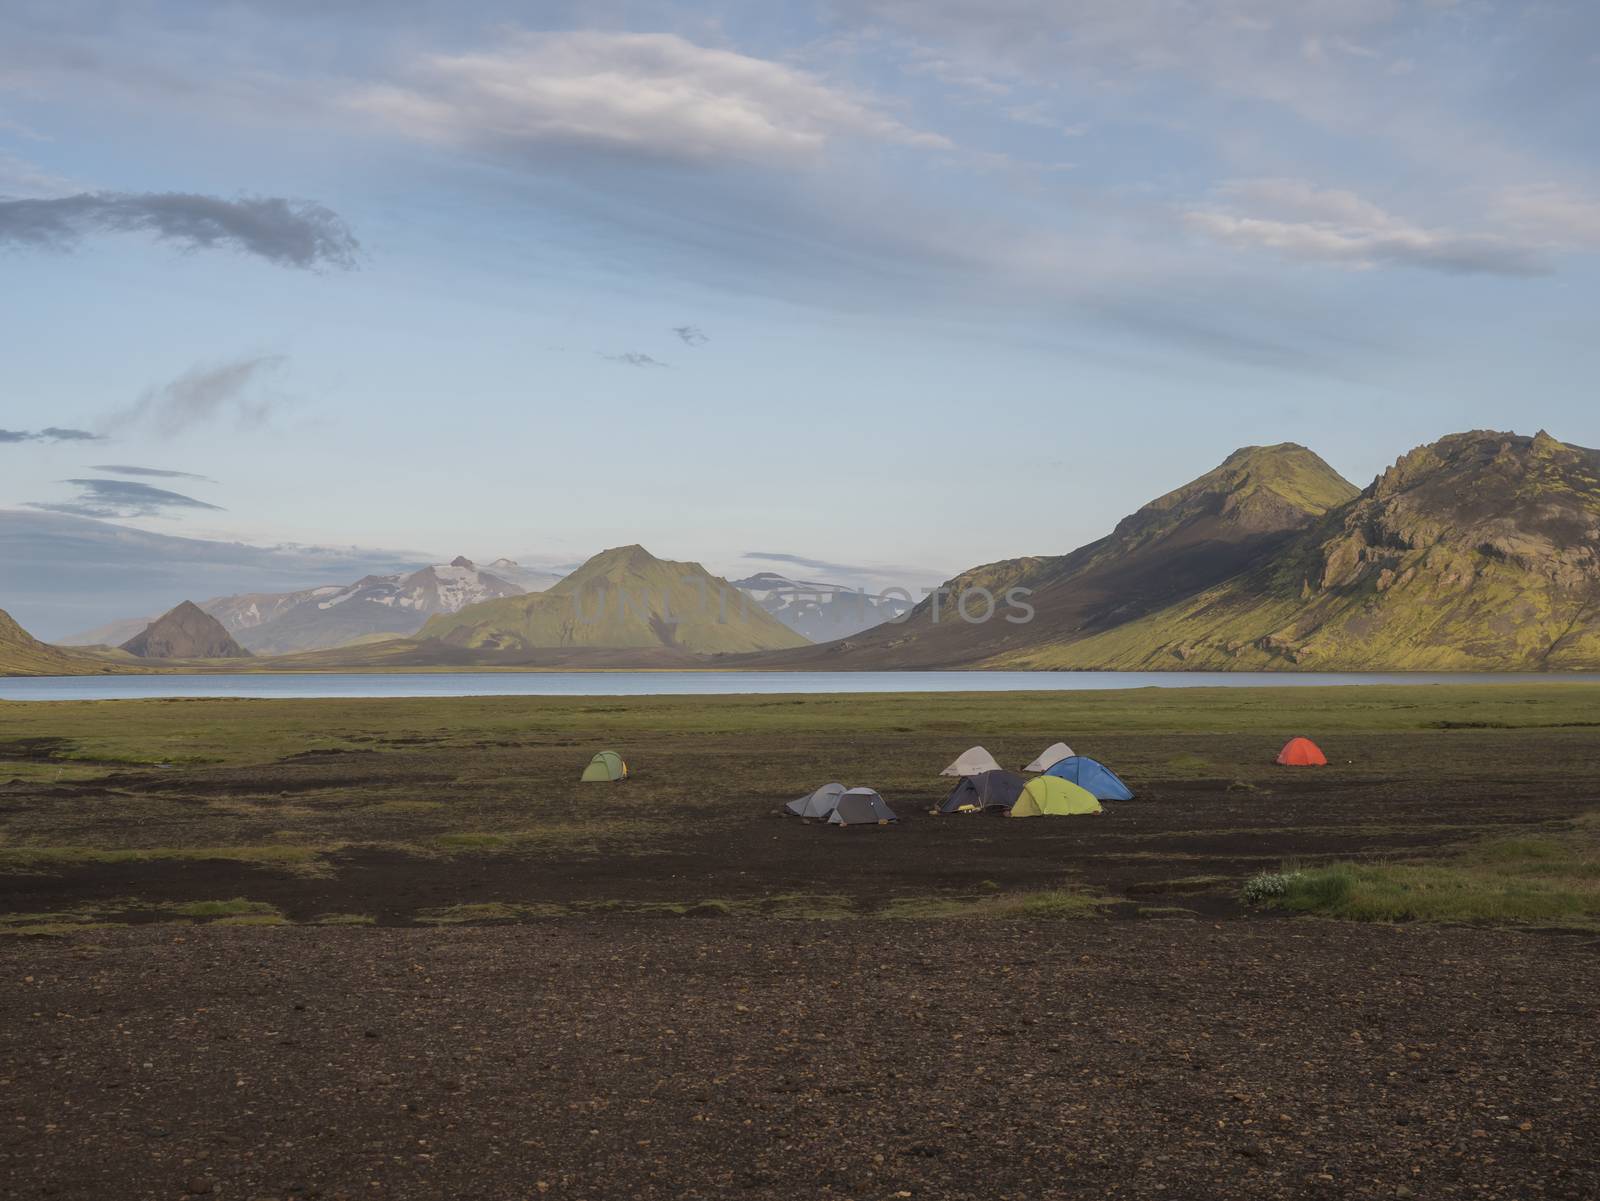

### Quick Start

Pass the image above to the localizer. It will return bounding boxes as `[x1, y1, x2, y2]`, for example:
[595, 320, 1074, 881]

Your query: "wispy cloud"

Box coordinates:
[1492, 184, 1600, 251]
[0, 427, 102, 444]
[89, 464, 216, 482]
[599, 351, 669, 368]
[348, 31, 952, 168]
[745, 551, 876, 576]
[1185, 178, 1551, 277]
[26, 478, 223, 519]
[671, 324, 709, 346]
[0, 192, 359, 269]
[0, 151, 79, 198]
[105, 355, 287, 437]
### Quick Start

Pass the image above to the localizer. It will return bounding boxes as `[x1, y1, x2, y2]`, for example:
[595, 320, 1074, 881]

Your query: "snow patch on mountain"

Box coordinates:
[731, 572, 912, 642]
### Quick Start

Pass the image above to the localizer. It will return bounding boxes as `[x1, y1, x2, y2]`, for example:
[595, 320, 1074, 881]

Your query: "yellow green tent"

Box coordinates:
[1008, 776, 1101, 817]
[581, 750, 628, 782]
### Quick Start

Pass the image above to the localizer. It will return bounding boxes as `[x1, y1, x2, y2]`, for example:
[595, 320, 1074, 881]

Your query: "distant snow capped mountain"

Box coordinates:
[316, 557, 521, 615]
[218, 558, 527, 654]
[207, 585, 345, 633]
[64, 556, 542, 655]
[731, 572, 912, 642]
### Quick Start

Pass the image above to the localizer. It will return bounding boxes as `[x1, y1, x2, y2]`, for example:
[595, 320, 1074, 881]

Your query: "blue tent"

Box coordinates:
[1041, 756, 1134, 801]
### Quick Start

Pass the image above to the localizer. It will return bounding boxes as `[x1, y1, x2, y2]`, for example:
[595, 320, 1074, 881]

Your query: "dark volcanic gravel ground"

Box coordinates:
[3, 920, 1597, 1201]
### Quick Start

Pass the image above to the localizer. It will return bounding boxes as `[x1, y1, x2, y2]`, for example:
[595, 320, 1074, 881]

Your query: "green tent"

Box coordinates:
[1008, 776, 1101, 817]
[581, 750, 628, 782]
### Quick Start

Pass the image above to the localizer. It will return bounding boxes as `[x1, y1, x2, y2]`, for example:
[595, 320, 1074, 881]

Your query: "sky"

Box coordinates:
[3, 0, 1599, 597]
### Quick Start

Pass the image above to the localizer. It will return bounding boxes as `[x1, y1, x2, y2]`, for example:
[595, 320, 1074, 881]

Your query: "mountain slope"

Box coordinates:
[122, 602, 251, 660]
[64, 557, 535, 654]
[59, 615, 158, 648]
[421, 545, 809, 655]
[1004, 430, 1600, 671]
[760, 443, 1358, 668]
[0, 608, 112, 676]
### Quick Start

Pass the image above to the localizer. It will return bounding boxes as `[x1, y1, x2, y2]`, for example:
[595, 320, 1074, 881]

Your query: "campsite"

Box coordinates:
[2, 683, 1598, 1198]
[12, 684, 1600, 925]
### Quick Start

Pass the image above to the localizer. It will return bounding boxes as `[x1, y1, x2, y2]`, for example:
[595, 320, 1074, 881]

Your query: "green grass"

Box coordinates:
[417, 902, 566, 924]
[1164, 754, 1214, 776]
[1248, 819, 1600, 926]
[0, 844, 328, 873]
[0, 920, 116, 937]
[366, 800, 445, 815]
[210, 913, 290, 926]
[419, 894, 857, 923]
[0, 896, 287, 930]
[880, 888, 1107, 919]
[173, 898, 281, 919]
[431, 819, 653, 854]
[7, 684, 1600, 772]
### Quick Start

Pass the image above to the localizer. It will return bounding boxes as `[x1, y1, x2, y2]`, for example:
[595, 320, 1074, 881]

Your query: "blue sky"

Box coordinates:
[3, 0, 1598, 594]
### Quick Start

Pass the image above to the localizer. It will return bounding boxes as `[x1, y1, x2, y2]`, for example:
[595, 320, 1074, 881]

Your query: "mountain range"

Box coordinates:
[54, 550, 900, 653]
[756, 441, 1359, 669]
[61, 557, 554, 654]
[752, 430, 1600, 671]
[1022, 431, 1600, 671]
[7, 428, 1600, 676]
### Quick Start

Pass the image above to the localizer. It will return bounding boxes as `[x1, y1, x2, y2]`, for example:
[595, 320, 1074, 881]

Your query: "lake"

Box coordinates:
[4, 669, 1600, 701]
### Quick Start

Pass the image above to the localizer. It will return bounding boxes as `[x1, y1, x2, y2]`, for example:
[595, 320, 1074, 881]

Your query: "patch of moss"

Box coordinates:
[174, 898, 281, 919]
[880, 888, 1106, 919]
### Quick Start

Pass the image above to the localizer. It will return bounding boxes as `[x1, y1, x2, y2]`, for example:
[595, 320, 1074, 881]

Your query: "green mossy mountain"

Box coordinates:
[0, 608, 108, 676]
[418, 545, 808, 655]
[760, 442, 1359, 669]
[990, 430, 1600, 671]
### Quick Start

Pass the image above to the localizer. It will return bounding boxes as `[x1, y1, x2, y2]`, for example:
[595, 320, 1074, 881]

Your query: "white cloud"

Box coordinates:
[0, 151, 78, 198]
[1492, 184, 1600, 250]
[105, 355, 288, 437]
[348, 31, 953, 168]
[1186, 178, 1549, 276]
[1215, 178, 1405, 232]
[902, 49, 1011, 97]
[839, 0, 1411, 105]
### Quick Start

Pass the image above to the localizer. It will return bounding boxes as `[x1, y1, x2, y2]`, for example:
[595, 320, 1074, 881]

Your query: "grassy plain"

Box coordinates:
[3, 683, 1599, 929]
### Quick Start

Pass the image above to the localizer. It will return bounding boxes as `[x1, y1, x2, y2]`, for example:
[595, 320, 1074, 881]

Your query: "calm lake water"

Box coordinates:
[4, 670, 1600, 701]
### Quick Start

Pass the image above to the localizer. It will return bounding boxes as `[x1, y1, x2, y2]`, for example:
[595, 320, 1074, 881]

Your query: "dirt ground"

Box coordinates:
[3, 920, 1597, 1201]
[2, 689, 1599, 1197]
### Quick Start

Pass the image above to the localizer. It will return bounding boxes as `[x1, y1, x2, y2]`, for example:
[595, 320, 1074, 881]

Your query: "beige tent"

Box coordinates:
[940, 746, 1002, 777]
[1023, 742, 1075, 772]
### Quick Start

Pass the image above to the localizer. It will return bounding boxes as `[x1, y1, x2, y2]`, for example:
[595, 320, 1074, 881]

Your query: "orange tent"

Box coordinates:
[1276, 737, 1328, 767]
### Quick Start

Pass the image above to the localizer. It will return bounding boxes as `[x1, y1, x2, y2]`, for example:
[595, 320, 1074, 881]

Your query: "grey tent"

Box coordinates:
[827, 788, 898, 826]
[940, 746, 1002, 777]
[786, 781, 847, 819]
[938, 769, 1028, 814]
[1022, 742, 1075, 772]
